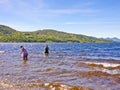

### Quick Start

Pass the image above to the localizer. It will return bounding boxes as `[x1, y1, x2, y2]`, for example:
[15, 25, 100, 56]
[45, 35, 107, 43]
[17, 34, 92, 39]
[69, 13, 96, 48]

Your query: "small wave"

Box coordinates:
[0, 81, 14, 88]
[83, 61, 120, 74]
[84, 62, 120, 68]
[0, 51, 5, 54]
[102, 68, 120, 74]
[43, 83, 92, 90]
[0, 82, 92, 90]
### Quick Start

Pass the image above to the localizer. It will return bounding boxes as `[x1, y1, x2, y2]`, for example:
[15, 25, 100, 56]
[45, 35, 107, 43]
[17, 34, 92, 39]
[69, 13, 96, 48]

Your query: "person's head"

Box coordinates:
[46, 44, 48, 47]
[20, 46, 23, 48]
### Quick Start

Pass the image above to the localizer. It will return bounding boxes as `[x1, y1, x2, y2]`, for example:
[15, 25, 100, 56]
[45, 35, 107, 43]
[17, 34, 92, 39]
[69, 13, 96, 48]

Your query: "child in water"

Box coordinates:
[20, 46, 28, 60]
[44, 44, 49, 56]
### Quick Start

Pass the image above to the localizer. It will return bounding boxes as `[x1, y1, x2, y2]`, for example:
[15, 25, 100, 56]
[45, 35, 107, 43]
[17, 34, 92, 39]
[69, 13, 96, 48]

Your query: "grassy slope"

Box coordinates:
[0, 25, 111, 42]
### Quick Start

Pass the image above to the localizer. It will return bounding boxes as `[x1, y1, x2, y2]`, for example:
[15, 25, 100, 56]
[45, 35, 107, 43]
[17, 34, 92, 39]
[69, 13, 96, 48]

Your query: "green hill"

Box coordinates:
[0, 25, 18, 35]
[32, 29, 110, 42]
[0, 25, 111, 42]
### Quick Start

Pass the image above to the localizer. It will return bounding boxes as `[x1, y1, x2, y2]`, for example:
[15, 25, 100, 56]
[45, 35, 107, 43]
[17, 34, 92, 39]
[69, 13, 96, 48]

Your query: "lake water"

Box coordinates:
[0, 43, 120, 90]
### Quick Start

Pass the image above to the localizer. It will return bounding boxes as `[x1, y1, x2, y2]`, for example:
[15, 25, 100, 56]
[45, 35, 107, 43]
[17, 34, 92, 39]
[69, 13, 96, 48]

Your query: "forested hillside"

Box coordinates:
[0, 25, 111, 42]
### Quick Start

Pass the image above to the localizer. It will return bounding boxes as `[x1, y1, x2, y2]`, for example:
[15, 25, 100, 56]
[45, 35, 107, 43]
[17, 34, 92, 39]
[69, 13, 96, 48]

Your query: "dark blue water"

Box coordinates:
[0, 42, 120, 60]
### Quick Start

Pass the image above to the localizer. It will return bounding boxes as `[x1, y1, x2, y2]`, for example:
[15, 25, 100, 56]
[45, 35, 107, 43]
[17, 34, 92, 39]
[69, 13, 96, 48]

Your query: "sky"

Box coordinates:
[0, 0, 120, 38]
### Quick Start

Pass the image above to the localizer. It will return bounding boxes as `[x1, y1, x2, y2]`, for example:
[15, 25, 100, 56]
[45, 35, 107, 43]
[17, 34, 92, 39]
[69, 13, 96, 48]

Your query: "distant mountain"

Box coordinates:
[0, 25, 18, 35]
[0, 25, 112, 42]
[33, 29, 111, 42]
[105, 37, 120, 42]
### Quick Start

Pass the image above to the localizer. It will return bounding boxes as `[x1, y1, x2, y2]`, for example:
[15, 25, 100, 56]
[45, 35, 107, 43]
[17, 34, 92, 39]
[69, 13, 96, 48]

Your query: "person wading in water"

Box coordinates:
[20, 46, 28, 60]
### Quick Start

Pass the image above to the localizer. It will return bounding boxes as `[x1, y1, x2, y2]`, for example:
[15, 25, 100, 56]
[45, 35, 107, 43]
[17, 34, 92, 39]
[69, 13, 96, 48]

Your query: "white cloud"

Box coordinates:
[24, 8, 97, 20]
[0, 0, 46, 13]
[0, 21, 39, 31]
[0, 0, 98, 16]
[46, 8, 96, 15]
[64, 21, 120, 25]
[0, 0, 9, 4]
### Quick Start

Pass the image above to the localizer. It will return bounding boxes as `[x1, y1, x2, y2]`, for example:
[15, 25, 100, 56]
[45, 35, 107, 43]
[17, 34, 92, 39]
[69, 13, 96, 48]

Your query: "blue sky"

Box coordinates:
[0, 0, 120, 38]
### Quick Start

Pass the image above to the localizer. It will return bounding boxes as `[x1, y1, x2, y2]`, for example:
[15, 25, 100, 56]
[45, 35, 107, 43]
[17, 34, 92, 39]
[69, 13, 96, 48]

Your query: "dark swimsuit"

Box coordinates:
[45, 47, 49, 54]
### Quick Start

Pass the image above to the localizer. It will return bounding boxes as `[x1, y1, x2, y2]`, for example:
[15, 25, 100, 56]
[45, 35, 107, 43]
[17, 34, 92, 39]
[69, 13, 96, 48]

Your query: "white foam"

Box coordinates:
[43, 83, 72, 89]
[102, 69, 120, 74]
[83, 61, 120, 74]
[44, 83, 49, 86]
[84, 62, 120, 68]
[0, 51, 5, 54]
[0, 81, 13, 88]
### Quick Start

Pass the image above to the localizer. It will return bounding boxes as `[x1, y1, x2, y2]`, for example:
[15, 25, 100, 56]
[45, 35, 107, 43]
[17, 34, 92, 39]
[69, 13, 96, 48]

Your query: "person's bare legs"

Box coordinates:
[23, 55, 28, 60]
[23, 56, 25, 60]
[25, 56, 28, 60]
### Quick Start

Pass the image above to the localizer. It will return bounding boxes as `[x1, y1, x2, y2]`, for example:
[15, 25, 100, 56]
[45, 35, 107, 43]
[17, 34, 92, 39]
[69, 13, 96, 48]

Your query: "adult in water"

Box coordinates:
[44, 44, 49, 56]
[20, 46, 28, 60]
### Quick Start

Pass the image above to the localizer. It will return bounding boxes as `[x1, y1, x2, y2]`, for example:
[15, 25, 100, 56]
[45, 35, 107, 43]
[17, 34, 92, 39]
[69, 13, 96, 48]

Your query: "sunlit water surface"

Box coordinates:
[0, 43, 120, 90]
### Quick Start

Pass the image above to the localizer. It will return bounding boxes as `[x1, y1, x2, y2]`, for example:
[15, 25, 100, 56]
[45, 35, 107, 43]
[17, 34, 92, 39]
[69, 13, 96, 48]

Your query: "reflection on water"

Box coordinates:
[0, 43, 120, 90]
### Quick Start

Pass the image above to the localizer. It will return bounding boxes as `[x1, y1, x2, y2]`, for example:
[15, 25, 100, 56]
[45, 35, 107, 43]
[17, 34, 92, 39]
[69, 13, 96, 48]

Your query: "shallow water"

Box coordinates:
[0, 43, 120, 90]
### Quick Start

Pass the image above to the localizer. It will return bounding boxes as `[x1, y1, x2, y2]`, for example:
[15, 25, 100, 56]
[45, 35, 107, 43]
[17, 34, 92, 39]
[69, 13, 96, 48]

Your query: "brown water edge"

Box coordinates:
[0, 56, 120, 90]
[0, 82, 93, 90]
[1, 69, 119, 90]
[74, 71, 120, 83]
[76, 61, 120, 71]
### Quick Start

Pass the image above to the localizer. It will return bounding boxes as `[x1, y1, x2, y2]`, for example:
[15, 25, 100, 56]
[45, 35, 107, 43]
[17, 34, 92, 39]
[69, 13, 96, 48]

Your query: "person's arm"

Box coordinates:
[20, 48, 24, 54]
